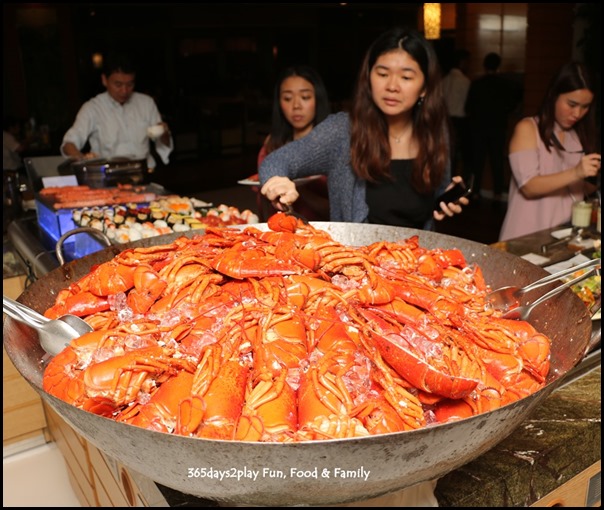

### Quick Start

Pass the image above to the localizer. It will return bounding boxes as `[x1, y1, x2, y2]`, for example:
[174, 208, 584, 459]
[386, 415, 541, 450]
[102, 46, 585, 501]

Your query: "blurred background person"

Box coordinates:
[465, 52, 518, 201]
[259, 26, 468, 231]
[3, 115, 30, 223]
[3, 115, 27, 173]
[60, 52, 173, 173]
[254, 64, 331, 221]
[499, 61, 600, 241]
[257, 64, 331, 166]
[442, 48, 471, 177]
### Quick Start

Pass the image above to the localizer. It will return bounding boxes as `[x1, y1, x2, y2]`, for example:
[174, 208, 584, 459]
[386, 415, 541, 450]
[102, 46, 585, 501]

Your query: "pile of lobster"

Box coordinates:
[42, 213, 551, 442]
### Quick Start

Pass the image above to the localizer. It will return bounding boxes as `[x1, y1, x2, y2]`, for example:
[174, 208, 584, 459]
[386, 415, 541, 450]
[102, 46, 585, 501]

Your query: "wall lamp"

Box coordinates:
[423, 3, 441, 40]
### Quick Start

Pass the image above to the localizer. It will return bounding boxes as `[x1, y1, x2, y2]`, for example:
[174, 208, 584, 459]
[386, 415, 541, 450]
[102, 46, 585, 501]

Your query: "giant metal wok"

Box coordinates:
[3, 223, 596, 506]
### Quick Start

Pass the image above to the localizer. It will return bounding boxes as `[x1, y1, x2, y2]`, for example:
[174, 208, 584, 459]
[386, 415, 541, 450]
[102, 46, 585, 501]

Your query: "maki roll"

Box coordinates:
[90, 218, 104, 231]
[151, 207, 165, 221]
[72, 208, 83, 224]
[137, 207, 150, 222]
[167, 213, 183, 226]
[114, 205, 127, 225]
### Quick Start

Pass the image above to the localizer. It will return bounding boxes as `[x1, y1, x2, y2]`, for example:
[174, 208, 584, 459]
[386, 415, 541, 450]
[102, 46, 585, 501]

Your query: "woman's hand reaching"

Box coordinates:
[260, 176, 299, 211]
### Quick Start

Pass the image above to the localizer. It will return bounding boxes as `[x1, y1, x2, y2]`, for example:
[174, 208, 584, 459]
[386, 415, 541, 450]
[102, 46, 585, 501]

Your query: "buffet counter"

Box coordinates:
[435, 357, 600, 507]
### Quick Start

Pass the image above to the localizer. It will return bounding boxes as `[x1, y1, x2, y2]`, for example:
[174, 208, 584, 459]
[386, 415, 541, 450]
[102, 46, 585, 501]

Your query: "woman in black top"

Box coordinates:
[260, 26, 469, 229]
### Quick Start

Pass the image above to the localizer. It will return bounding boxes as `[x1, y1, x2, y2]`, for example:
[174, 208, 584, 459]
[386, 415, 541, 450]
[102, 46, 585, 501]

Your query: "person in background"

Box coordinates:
[442, 48, 471, 176]
[465, 52, 517, 201]
[61, 52, 173, 172]
[499, 61, 600, 241]
[3, 115, 27, 173]
[255, 64, 331, 220]
[259, 26, 467, 230]
[3, 115, 29, 223]
[258, 64, 331, 165]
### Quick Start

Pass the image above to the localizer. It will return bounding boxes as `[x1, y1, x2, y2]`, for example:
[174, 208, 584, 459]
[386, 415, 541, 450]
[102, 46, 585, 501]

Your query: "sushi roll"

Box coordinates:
[79, 213, 91, 227]
[128, 228, 143, 242]
[90, 218, 103, 231]
[105, 226, 117, 240]
[172, 222, 190, 232]
[137, 207, 150, 222]
[167, 213, 183, 226]
[113, 205, 127, 225]
[91, 207, 104, 220]
[115, 229, 131, 244]
[151, 207, 165, 221]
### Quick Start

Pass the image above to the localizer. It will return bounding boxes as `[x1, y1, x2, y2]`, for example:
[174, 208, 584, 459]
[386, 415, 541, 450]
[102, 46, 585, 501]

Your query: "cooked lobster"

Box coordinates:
[42, 212, 552, 441]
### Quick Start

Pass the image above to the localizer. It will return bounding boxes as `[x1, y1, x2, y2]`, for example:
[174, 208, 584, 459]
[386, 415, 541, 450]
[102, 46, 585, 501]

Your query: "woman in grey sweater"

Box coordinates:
[259, 26, 469, 230]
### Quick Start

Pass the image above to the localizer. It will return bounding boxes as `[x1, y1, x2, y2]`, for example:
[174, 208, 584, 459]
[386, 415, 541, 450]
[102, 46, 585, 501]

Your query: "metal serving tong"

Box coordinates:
[3, 296, 93, 356]
[281, 203, 309, 224]
[486, 257, 601, 315]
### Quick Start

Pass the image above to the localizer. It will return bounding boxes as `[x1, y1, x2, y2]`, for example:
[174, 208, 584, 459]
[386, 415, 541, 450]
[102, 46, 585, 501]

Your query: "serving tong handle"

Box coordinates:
[3, 296, 93, 356]
[3, 295, 49, 329]
[502, 263, 601, 321]
[521, 258, 601, 294]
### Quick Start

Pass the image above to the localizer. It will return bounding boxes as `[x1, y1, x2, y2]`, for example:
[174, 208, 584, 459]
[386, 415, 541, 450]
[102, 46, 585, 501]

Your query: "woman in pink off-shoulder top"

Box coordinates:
[499, 62, 600, 241]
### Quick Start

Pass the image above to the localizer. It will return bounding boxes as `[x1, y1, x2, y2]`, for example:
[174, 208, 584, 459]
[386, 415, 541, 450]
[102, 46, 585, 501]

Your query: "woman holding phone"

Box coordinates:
[259, 26, 468, 230]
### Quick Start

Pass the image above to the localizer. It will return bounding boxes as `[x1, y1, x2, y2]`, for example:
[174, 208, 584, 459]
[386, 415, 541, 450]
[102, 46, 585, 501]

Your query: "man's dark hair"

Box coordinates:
[483, 52, 501, 72]
[452, 49, 470, 68]
[102, 52, 136, 77]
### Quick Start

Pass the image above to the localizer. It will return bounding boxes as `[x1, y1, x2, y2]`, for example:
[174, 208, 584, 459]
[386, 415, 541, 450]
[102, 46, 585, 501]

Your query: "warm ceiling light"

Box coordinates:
[92, 52, 103, 69]
[423, 3, 441, 40]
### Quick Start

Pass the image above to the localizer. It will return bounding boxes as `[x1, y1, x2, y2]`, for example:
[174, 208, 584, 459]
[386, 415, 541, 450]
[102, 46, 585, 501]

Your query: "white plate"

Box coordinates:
[550, 227, 573, 239]
[543, 253, 592, 274]
[237, 179, 261, 186]
[191, 198, 213, 208]
[521, 252, 550, 265]
[237, 175, 324, 186]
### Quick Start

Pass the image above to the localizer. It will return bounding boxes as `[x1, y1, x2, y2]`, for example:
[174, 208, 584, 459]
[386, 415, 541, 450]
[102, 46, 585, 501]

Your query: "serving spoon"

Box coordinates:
[3, 295, 93, 356]
[486, 257, 601, 313]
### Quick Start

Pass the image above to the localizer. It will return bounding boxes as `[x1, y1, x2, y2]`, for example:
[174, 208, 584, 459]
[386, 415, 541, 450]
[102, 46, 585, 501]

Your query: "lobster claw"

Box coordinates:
[368, 329, 479, 399]
[358, 308, 479, 399]
[267, 210, 307, 233]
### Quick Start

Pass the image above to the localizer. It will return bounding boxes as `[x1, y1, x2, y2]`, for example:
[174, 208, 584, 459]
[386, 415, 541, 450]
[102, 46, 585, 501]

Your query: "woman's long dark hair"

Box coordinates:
[350, 26, 450, 193]
[265, 65, 331, 154]
[537, 61, 598, 153]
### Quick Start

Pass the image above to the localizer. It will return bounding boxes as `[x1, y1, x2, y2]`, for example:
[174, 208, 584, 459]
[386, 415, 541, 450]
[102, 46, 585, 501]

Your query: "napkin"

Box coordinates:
[543, 253, 592, 274]
[520, 253, 551, 265]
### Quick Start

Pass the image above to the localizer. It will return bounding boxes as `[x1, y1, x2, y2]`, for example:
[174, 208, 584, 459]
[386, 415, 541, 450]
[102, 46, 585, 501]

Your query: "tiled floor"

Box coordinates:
[3, 438, 81, 507]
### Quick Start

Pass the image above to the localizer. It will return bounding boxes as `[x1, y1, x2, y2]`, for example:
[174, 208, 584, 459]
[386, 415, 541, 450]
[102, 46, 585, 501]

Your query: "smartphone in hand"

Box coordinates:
[433, 175, 474, 212]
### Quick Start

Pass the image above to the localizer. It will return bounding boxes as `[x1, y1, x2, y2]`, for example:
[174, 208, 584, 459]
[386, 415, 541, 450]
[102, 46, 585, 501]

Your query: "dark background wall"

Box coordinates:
[3, 3, 424, 154]
[3, 3, 600, 161]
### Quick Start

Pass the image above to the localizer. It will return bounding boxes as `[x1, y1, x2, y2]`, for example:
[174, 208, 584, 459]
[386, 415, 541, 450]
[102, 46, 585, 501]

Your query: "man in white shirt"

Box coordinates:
[61, 52, 173, 172]
[442, 49, 471, 176]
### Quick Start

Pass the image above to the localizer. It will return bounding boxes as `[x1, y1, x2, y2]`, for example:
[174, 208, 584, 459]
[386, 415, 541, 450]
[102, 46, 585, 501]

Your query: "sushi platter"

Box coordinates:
[69, 196, 259, 244]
